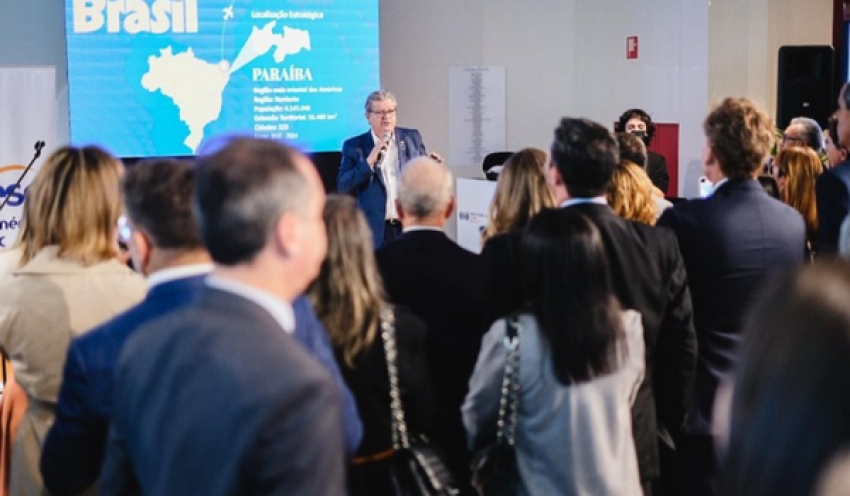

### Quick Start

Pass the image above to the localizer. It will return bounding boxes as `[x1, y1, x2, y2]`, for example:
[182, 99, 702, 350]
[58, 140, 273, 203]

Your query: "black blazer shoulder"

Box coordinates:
[816, 164, 850, 255]
[646, 151, 670, 194]
[481, 230, 525, 324]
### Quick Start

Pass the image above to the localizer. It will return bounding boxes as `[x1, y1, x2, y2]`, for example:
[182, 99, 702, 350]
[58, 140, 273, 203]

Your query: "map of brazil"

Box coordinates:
[141, 21, 311, 152]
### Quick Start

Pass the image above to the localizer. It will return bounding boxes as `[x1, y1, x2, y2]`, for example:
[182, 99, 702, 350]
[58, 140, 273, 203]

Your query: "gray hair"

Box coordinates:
[790, 117, 825, 151]
[364, 90, 397, 113]
[194, 138, 310, 265]
[397, 157, 453, 218]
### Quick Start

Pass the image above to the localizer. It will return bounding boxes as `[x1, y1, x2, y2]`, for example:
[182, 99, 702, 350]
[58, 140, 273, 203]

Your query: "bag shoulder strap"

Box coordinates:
[497, 316, 522, 446]
[380, 305, 410, 449]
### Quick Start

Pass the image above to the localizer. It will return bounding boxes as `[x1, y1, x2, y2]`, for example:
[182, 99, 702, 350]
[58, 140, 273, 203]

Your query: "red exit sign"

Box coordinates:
[626, 36, 639, 59]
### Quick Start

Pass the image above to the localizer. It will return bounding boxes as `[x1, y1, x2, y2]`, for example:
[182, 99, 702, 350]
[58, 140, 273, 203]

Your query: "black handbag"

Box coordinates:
[380, 306, 461, 496]
[470, 317, 522, 496]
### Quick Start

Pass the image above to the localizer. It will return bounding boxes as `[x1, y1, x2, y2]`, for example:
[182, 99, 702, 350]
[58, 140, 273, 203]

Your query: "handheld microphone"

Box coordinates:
[0, 140, 46, 213]
[375, 132, 391, 165]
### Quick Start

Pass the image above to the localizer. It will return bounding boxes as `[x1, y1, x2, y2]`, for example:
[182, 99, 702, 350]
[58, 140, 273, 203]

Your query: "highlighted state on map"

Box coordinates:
[229, 21, 311, 74]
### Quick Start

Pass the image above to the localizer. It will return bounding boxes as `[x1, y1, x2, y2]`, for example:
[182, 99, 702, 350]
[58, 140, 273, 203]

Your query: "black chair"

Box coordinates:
[310, 151, 342, 193]
[482, 151, 513, 181]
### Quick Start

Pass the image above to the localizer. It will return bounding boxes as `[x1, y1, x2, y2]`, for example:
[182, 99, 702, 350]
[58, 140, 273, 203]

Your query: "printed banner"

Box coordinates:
[456, 177, 496, 254]
[0, 67, 57, 250]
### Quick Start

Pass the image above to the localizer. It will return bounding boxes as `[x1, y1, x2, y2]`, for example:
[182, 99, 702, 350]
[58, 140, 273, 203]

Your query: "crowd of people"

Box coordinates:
[0, 85, 847, 496]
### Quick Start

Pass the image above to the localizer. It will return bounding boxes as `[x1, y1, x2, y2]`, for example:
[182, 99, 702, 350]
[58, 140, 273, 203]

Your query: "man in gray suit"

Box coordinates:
[99, 138, 345, 495]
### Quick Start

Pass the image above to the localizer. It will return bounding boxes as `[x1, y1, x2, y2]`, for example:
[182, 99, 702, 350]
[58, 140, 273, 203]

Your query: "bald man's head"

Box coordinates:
[397, 157, 454, 222]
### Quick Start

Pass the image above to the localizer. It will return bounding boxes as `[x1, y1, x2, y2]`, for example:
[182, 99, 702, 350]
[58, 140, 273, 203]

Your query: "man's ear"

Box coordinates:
[549, 163, 565, 187]
[444, 197, 455, 220]
[396, 199, 407, 221]
[704, 145, 718, 167]
[130, 230, 152, 274]
[272, 212, 300, 258]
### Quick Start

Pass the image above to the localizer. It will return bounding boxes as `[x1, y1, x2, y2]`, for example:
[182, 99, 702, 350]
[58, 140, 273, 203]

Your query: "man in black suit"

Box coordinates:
[99, 138, 345, 496]
[818, 83, 850, 256]
[376, 157, 488, 493]
[658, 97, 806, 495]
[484, 118, 697, 495]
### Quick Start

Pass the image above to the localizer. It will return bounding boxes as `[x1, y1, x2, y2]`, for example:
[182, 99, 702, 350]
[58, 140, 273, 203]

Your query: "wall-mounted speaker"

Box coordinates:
[777, 45, 834, 129]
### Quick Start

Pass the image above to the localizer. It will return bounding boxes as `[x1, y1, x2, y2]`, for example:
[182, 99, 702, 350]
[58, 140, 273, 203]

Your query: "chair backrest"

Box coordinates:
[309, 151, 342, 193]
[482, 151, 514, 181]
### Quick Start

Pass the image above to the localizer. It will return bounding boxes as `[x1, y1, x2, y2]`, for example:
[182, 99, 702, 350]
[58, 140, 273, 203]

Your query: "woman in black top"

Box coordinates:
[308, 194, 432, 495]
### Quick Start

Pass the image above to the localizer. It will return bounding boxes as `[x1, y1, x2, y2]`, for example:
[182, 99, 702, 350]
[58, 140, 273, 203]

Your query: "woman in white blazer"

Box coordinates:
[0, 146, 145, 495]
[464, 208, 645, 496]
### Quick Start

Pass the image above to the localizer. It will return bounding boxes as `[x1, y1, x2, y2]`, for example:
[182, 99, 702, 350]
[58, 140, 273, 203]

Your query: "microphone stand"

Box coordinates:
[0, 140, 45, 213]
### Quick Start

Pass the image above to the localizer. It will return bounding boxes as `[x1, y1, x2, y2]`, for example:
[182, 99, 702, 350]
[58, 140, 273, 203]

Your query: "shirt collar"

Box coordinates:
[711, 177, 729, 195]
[205, 275, 296, 334]
[401, 225, 444, 234]
[559, 196, 608, 208]
[146, 263, 214, 289]
[371, 130, 395, 144]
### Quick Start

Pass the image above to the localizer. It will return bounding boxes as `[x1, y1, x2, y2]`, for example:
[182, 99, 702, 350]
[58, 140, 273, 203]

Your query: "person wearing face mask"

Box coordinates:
[616, 109, 670, 195]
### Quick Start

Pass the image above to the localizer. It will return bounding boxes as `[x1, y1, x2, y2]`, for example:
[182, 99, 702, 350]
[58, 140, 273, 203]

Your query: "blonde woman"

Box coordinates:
[481, 148, 555, 244]
[0, 146, 146, 494]
[773, 146, 822, 257]
[608, 160, 667, 225]
[308, 194, 432, 496]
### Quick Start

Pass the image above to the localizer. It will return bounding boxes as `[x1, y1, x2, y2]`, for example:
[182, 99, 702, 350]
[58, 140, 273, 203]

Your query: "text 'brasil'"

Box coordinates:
[72, 0, 199, 34]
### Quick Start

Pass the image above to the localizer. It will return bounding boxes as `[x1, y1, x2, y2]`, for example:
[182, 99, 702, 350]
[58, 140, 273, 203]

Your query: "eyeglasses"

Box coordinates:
[369, 109, 397, 117]
[781, 135, 806, 146]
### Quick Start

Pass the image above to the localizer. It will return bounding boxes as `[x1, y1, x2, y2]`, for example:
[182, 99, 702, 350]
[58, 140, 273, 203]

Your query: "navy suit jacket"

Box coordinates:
[41, 276, 361, 496]
[99, 287, 346, 496]
[816, 160, 850, 256]
[337, 127, 427, 247]
[658, 179, 806, 434]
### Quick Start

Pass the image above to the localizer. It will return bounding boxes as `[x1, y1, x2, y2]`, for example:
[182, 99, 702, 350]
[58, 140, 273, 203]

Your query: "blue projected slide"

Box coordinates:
[65, 0, 379, 157]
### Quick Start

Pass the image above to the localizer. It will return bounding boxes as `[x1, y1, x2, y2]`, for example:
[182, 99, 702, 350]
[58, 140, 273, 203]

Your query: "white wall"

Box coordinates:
[382, 0, 713, 196]
[572, 0, 709, 196]
[480, 1, 577, 154]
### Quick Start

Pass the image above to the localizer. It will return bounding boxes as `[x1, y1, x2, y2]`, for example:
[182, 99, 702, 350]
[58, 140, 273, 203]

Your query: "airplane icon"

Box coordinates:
[223, 6, 234, 20]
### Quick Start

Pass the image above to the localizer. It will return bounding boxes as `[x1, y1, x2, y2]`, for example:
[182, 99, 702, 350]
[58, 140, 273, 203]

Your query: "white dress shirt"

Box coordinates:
[146, 263, 213, 289]
[559, 196, 609, 208]
[372, 131, 400, 220]
[401, 225, 444, 234]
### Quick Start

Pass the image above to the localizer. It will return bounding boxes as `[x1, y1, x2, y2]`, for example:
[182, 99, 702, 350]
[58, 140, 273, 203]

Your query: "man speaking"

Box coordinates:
[338, 90, 441, 247]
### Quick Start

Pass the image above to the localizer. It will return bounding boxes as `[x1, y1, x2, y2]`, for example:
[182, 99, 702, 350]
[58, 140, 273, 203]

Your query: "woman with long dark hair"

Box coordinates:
[307, 194, 432, 496]
[463, 208, 645, 495]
